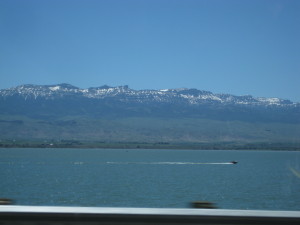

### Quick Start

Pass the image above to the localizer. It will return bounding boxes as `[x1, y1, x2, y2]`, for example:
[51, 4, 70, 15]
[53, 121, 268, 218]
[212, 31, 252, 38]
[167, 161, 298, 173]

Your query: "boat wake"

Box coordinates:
[106, 162, 235, 165]
[0, 161, 236, 166]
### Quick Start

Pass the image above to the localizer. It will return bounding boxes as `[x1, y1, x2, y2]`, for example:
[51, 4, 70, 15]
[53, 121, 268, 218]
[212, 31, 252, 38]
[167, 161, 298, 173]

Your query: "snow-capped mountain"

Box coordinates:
[1, 84, 299, 143]
[0, 83, 299, 124]
[0, 83, 297, 107]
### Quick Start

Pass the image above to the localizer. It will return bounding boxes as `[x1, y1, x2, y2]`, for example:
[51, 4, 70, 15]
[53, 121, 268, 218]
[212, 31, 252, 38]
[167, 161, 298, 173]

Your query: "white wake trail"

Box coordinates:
[106, 162, 234, 165]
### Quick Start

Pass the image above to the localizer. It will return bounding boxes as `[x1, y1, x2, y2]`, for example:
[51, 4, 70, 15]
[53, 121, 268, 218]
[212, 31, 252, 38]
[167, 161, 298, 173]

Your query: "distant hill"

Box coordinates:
[0, 84, 299, 148]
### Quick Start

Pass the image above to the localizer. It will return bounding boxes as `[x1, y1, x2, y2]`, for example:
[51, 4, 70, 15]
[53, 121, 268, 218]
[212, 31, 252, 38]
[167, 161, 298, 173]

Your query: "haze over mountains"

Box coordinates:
[0, 84, 299, 147]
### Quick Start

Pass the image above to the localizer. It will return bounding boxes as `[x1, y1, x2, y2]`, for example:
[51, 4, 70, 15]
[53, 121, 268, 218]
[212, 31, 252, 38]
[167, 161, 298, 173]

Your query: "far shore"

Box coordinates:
[1, 140, 300, 151]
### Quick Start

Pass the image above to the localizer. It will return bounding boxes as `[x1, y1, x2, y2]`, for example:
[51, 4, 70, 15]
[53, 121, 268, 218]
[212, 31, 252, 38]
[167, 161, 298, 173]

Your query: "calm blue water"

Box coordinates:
[1, 148, 300, 210]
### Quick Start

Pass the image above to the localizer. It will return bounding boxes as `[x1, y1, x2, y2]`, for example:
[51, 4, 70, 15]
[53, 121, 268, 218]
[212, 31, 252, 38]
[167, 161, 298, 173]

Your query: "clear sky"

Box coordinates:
[0, 0, 299, 101]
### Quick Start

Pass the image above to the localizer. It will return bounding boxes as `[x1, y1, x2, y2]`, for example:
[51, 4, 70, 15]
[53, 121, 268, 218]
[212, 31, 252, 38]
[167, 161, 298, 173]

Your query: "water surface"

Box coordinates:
[1, 148, 299, 210]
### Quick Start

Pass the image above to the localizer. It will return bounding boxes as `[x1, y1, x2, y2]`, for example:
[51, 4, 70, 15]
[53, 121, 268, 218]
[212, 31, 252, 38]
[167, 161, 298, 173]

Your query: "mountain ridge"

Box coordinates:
[0, 83, 298, 107]
[0, 83, 299, 146]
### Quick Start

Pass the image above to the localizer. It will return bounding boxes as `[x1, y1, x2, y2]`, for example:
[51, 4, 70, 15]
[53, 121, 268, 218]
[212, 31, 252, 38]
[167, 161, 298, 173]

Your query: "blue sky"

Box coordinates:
[0, 0, 299, 101]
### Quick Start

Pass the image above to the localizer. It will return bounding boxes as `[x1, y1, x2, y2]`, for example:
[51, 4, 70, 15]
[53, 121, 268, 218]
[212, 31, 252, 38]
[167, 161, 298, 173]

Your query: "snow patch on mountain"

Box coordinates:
[257, 97, 282, 105]
[49, 86, 60, 91]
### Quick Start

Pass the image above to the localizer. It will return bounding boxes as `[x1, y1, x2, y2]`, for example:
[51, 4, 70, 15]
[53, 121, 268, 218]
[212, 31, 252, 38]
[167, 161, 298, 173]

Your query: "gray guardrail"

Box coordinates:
[1, 205, 300, 225]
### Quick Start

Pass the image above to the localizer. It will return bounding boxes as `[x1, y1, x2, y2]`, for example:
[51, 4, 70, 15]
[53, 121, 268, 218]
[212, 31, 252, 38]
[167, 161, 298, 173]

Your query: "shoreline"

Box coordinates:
[1, 141, 300, 151]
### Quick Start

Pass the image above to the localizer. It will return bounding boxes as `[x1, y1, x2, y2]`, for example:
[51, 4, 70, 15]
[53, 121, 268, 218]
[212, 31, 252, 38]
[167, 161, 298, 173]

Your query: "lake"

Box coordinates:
[1, 148, 300, 210]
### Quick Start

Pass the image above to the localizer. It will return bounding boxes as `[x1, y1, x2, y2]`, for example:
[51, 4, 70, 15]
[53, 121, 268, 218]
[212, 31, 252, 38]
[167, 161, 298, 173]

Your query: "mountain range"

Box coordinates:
[0, 84, 299, 148]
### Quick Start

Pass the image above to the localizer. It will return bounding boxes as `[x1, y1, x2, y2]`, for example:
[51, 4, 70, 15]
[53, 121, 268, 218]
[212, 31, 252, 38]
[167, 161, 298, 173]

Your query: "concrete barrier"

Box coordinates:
[1, 205, 300, 225]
